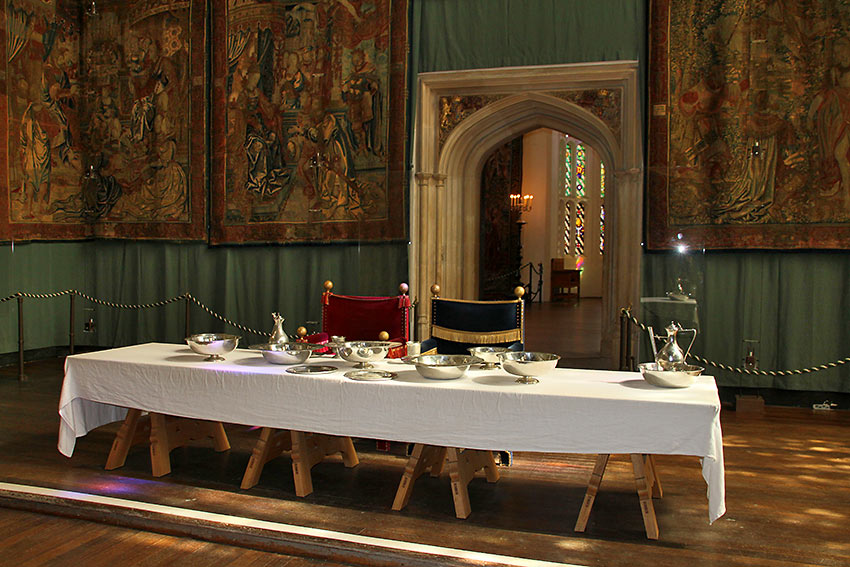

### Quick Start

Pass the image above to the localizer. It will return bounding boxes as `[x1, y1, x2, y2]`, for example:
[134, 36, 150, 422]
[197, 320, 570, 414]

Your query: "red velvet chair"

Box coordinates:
[322, 280, 410, 349]
[300, 280, 410, 358]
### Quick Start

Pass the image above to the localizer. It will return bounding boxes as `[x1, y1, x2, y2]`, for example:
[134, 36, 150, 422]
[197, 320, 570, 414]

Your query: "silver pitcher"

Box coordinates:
[270, 312, 290, 344]
[648, 321, 697, 371]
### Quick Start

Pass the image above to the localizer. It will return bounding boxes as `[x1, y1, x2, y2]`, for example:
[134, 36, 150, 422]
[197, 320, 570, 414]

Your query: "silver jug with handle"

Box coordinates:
[647, 321, 697, 371]
[270, 312, 290, 344]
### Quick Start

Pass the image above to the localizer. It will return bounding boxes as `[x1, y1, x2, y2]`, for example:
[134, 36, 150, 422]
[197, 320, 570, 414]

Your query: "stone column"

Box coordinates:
[608, 167, 643, 359]
[414, 172, 435, 340]
[433, 173, 447, 288]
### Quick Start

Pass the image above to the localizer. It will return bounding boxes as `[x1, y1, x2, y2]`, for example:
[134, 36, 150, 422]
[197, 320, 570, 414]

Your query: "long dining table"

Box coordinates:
[59, 342, 725, 538]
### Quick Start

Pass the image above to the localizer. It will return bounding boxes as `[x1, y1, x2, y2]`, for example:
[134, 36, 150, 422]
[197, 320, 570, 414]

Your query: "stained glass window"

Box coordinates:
[575, 144, 586, 198]
[599, 206, 605, 254]
[600, 161, 605, 200]
[564, 201, 572, 256]
[575, 201, 585, 256]
[599, 162, 605, 254]
[564, 141, 572, 197]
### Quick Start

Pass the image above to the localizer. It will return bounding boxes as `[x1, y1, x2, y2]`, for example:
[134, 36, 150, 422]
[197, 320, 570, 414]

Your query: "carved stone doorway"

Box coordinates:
[410, 62, 643, 363]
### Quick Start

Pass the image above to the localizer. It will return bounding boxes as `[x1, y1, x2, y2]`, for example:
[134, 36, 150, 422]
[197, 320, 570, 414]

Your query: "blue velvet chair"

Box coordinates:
[421, 284, 525, 355]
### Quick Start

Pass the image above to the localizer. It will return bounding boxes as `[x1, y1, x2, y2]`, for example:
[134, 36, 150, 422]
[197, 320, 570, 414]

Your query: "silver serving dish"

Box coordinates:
[250, 342, 323, 365]
[468, 346, 509, 370]
[639, 362, 704, 388]
[345, 369, 397, 381]
[499, 351, 560, 384]
[186, 333, 240, 362]
[286, 365, 338, 375]
[408, 354, 483, 380]
[334, 341, 402, 368]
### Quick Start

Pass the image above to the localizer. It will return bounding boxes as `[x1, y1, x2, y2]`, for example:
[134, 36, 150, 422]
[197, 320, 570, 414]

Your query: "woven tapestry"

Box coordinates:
[649, 0, 850, 249]
[1, 0, 207, 241]
[210, 0, 408, 244]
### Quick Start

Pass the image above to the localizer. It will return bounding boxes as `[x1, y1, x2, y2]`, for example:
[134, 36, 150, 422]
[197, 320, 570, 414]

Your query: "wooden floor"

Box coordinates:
[524, 298, 610, 369]
[1, 357, 849, 566]
[0, 507, 332, 566]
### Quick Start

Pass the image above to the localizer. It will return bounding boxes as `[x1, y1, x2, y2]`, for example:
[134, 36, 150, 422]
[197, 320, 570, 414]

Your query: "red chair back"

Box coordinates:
[322, 293, 410, 342]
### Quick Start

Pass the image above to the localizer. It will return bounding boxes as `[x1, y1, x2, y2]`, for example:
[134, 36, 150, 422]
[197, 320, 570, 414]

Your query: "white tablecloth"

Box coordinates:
[59, 343, 725, 523]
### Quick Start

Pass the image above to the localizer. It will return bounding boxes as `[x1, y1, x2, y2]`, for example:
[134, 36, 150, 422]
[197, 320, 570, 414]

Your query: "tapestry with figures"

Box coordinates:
[210, 0, 407, 244]
[1, 0, 207, 241]
[648, 0, 850, 249]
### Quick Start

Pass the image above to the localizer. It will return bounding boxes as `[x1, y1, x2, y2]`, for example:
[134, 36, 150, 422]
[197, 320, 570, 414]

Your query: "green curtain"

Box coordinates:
[1, 243, 93, 356]
[2, 241, 407, 354]
[414, 0, 643, 72]
[642, 252, 850, 393]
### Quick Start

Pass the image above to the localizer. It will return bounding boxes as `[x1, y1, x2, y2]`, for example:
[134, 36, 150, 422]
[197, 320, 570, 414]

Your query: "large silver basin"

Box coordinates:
[250, 342, 323, 365]
[335, 341, 402, 368]
[638, 362, 703, 388]
[408, 354, 483, 380]
[499, 351, 560, 384]
[186, 333, 240, 362]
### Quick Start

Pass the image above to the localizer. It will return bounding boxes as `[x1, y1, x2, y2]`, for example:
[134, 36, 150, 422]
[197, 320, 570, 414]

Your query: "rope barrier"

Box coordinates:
[621, 306, 850, 377]
[2, 289, 267, 337]
[185, 293, 265, 337]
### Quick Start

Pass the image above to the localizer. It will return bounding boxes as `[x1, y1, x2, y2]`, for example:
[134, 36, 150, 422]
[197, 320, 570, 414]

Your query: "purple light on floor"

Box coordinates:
[85, 476, 160, 495]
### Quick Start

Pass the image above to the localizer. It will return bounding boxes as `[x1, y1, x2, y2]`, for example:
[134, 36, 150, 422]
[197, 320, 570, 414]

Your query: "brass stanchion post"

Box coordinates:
[69, 293, 76, 355]
[619, 310, 627, 371]
[185, 295, 191, 338]
[17, 296, 26, 382]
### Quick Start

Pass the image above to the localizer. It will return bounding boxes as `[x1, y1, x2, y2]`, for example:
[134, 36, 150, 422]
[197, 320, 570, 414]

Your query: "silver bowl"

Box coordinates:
[408, 354, 483, 380]
[250, 342, 323, 365]
[186, 333, 240, 362]
[468, 346, 509, 370]
[499, 351, 560, 384]
[639, 362, 703, 388]
[334, 341, 402, 369]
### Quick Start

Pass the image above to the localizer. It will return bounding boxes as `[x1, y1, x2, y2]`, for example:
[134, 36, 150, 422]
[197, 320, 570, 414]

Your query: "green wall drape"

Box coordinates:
[413, 0, 643, 71]
[2, 241, 407, 355]
[642, 252, 850, 393]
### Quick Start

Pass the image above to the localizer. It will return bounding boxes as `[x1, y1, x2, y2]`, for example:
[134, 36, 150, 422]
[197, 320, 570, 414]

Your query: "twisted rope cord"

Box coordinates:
[184, 293, 265, 337]
[3, 290, 266, 337]
[621, 306, 850, 377]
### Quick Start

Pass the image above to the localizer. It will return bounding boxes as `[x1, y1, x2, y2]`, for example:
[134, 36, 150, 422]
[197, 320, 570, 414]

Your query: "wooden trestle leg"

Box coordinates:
[241, 427, 292, 489]
[289, 431, 359, 497]
[105, 409, 149, 470]
[392, 444, 447, 511]
[106, 409, 230, 477]
[393, 444, 499, 519]
[574, 454, 662, 540]
[148, 413, 231, 477]
[631, 453, 659, 539]
[574, 453, 609, 532]
[645, 454, 663, 498]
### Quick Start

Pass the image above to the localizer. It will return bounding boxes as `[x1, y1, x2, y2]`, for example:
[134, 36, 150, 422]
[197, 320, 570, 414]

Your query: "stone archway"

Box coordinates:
[411, 62, 643, 363]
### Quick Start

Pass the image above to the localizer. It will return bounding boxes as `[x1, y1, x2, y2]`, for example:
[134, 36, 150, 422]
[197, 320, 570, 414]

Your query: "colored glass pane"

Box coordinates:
[576, 201, 585, 256]
[564, 201, 572, 255]
[576, 144, 586, 198]
[564, 141, 572, 197]
[599, 205, 605, 254]
[600, 161, 605, 199]
[599, 161, 605, 253]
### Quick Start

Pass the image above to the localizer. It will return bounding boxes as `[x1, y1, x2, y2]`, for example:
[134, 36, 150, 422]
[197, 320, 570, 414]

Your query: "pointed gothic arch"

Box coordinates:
[411, 62, 642, 362]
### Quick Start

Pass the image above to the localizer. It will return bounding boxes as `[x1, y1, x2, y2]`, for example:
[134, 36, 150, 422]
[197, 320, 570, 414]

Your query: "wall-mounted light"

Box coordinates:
[509, 193, 533, 213]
